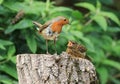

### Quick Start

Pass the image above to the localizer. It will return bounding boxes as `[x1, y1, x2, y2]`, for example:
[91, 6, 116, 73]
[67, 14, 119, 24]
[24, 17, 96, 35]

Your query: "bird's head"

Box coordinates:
[67, 41, 77, 49]
[56, 16, 69, 25]
[67, 41, 87, 53]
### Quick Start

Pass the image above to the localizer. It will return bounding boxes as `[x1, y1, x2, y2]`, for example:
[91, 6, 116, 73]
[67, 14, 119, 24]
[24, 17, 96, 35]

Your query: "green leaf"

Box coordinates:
[0, 43, 5, 50]
[3, 2, 24, 11]
[75, 2, 96, 12]
[0, 55, 4, 60]
[0, 0, 3, 4]
[100, 35, 112, 51]
[0, 27, 4, 30]
[5, 19, 33, 34]
[103, 59, 120, 70]
[107, 27, 120, 32]
[100, 0, 113, 5]
[13, 19, 33, 29]
[3, 1, 46, 15]
[96, 0, 101, 9]
[46, 0, 50, 11]
[69, 31, 94, 48]
[112, 43, 120, 56]
[25, 33, 37, 53]
[72, 10, 83, 19]
[0, 39, 13, 45]
[10, 56, 16, 64]
[7, 45, 16, 57]
[0, 77, 13, 84]
[62, 32, 76, 41]
[70, 30, 83, 38]
[97, 67, 108, 84]
[110, 76, 120, 84]
[50, 7, 73, 14]
[101, 12, 120, 26]
[0, 65, 17, 79]
[93, 15, 107, 31]
[78, 35, 95, 52]
[5, 25, 15, 34]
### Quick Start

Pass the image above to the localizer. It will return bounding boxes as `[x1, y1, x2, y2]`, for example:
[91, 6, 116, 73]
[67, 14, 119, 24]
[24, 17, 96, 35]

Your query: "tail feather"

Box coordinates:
[32, 21, 43, 31]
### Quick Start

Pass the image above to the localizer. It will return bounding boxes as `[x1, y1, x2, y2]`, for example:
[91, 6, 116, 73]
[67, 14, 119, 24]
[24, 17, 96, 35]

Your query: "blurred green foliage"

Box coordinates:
[0, 0, 120, 84]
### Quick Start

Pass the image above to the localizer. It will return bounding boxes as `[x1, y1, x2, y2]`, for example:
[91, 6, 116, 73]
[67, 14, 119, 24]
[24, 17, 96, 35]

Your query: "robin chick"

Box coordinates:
[33, 16, 69, 54]
[66, 41, 87, 58]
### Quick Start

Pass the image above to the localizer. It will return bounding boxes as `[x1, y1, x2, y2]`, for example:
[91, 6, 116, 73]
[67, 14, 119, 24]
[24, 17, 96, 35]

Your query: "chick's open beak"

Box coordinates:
[67, 41, 73, 47]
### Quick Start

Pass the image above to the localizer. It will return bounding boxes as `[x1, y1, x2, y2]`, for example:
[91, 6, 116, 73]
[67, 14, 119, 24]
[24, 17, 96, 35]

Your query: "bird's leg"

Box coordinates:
[54, 38, 57, 55]
[46, 39, 49, 54]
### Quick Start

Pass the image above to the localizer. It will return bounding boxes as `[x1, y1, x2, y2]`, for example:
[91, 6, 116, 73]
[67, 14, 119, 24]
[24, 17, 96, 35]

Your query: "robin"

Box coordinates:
[66, 41, 87, 58]
[66, 41, 98, 83]
[33, 16, 69, 54]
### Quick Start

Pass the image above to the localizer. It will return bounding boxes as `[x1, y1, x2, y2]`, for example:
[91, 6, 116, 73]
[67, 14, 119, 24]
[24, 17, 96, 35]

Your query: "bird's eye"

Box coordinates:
[64, 19, 66, 21]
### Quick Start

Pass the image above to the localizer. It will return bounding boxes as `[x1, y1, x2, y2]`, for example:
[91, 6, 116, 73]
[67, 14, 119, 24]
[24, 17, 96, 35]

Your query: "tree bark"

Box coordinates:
[16, 52, 98, 84]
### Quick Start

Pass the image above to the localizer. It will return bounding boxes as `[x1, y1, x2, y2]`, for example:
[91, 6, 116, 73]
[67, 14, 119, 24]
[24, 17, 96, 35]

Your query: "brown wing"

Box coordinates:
[35, 16, 64, 32]
[40, 16, 64, 32]
[33, 20, 52, 32]
[33, 21, 43, 32]
[39, 20, 52, 32]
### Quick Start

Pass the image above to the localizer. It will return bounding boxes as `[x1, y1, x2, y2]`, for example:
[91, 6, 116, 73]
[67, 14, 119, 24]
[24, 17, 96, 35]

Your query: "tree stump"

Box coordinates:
[16, 52, 98, 84]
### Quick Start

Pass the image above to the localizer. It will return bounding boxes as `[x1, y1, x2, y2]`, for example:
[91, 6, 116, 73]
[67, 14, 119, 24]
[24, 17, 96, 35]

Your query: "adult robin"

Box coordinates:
[66, 41, 87, 58]
[33, 16, 69, 54]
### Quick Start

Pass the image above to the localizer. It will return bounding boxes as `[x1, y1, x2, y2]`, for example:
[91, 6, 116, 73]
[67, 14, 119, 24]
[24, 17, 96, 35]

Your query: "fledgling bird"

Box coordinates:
[66, 41, 87, 59]
[33, 16, 69, 54]
[66, 41, 98, 84]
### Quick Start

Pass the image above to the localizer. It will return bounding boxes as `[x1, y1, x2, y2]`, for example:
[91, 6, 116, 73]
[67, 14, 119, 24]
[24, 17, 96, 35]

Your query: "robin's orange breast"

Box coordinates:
[51, 21, 64, 33]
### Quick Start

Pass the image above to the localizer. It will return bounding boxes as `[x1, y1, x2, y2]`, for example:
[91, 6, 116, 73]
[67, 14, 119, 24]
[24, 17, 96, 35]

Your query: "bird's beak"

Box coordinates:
[67, 20, 71, 25]
[67, 41, 73, 47]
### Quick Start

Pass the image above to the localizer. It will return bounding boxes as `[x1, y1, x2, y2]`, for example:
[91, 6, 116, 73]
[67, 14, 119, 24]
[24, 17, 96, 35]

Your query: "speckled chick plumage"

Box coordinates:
[66, 41, 87, 58]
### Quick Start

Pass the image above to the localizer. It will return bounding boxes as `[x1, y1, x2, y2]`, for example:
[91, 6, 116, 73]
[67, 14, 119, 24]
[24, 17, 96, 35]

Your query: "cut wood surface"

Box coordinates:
[16, 52, 98, 84]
